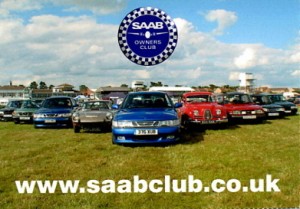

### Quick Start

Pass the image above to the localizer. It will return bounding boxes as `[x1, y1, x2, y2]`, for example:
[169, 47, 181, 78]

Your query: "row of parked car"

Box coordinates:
[0, 91, 298, 145]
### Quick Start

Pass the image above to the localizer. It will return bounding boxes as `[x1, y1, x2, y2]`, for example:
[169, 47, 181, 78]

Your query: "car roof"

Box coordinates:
[257, 93, 282, 96]
[47, 96, 73, 99]
[83, 100, 109, 103]
[183, 91, 213, 97]
[128, 91, 167, 95]
[225, 92, 249, 95]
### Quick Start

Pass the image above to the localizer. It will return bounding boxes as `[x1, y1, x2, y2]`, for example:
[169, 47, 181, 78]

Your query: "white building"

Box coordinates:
[131, 81, 145, 91]
[238, 73, 255, 93]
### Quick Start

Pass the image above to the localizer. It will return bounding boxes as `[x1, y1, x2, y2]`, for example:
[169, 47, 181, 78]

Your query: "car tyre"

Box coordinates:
[74, 126, 81, 133]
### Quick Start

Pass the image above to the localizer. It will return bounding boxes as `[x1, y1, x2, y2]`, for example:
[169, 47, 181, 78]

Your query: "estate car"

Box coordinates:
[0, 100, 23, 121]
[12, 99, 40, 124]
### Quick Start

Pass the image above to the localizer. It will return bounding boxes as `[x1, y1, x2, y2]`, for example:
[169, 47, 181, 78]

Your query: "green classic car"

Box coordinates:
[13, 100, 40, 124]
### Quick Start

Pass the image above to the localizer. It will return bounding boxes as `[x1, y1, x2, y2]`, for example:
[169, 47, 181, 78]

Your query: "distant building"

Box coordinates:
[28, 83, 81, 100]
[0, 82, 28, 105]
[148, 86, 195, 103]
[30, 89, 53, 100]
[52, 83, 81, 97]
[131, 81, 145, 91]
[95, 87, 131, 102]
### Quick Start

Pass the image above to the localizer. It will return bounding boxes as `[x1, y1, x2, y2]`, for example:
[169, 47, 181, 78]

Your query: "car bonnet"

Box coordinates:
[114, 108, 178, 121]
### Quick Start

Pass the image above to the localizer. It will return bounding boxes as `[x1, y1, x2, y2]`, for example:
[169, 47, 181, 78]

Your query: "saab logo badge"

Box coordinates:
[118, 7, 178, 66]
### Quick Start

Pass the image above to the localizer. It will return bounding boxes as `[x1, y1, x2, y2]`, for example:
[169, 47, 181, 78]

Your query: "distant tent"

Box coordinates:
[74, 95, 87, 100]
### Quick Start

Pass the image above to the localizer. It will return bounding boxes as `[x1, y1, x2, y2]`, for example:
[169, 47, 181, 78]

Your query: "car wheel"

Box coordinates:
[74, 126, 81, 133]
[181, 115, 191, 131]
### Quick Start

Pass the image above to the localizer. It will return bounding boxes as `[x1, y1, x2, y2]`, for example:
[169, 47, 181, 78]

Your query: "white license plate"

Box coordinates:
[285, 110, 291, 113]
[4, 114, 12, 118]
[268, 113, 279, 116]
[202, 120, 215, 124]
[20, 117, 31, 120]
[134, 129, 158, 135]
[45, 119, 56, 123]
[243, 115, 256, 119]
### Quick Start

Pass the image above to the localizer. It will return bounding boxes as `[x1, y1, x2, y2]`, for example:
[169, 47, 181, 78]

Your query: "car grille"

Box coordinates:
[19, 112, 33, 116]
[241, 110, 257, 114]
[132, 121, 159, 127]
[43, 114, 60, 118]
[4, 110, 13, 114]
[204, 110, 212, 120]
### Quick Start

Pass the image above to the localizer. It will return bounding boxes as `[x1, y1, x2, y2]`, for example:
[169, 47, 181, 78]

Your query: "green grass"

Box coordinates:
[0, 113, 299, 209]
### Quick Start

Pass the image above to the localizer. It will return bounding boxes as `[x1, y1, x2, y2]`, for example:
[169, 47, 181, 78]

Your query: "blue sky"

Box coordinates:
[0, 0, 299, 89]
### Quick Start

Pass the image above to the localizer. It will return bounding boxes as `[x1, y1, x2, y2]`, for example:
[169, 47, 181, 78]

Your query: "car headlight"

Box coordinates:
[193, 110, 199, 116]
[33, 113, 44, 118]
[72, 113, 79, 122]
[291, 106, 297, 109]
[256, 110, 264, 114]
[106, 113, 113, 120]
[0, 111, 4, 115]
[112, 120, 134, 128]
[158, 119, 180, 126]
[216, 109, 222, 115]
[263, 108, 269, 112]
[58, 113, 72, 117]
[276, 108, 285, 111]
[12, 111, 19, 116]
[232, 110, 241, 115]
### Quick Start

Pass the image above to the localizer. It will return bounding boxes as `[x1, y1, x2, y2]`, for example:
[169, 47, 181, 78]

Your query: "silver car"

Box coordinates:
[72, 100, 114, 133]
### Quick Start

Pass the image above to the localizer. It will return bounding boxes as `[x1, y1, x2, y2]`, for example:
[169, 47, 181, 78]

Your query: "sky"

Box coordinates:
[0, 0, 299, 89]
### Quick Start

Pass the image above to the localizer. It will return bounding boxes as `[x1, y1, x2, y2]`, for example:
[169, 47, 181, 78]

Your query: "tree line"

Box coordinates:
[27, 81, 239, 92]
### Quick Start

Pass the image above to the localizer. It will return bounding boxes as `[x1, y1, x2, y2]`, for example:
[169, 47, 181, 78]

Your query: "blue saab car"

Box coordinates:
[33, 96, 77, 128]
[112, 91, 182, 145]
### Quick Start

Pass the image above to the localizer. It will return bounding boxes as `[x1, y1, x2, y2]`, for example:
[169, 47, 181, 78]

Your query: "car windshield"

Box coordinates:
[122, 93, 173, 109]
[252, 96, 272, 105]
[83, 101, 109, 110]
[42, 98, 73, 108]
[185, 95, 213, 103]
[269, 95, 285, 102]
[226, 94, 252, 104]
[7, 100, 23, 108]
[21, 100, 40, 108]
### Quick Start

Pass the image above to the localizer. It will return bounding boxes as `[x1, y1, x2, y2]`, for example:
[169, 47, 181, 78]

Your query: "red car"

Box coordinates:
[216, 92, 266, 123]
[178, 92, 228, 127]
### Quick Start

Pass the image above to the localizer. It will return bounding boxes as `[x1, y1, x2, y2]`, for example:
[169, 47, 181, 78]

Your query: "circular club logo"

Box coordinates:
[118, 7, 178, 66]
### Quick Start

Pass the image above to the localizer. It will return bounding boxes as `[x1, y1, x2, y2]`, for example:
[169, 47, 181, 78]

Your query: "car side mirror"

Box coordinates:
[174, 103, 182, 108]
[112, 104, 119, 109]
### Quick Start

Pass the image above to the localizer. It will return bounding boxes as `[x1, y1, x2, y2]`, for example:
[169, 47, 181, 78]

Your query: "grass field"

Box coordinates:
[0, 113, 299, 209]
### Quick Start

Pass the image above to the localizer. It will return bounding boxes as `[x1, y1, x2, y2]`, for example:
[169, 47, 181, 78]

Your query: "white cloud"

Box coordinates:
[290, 51, 300, 63]
[0, 0, 128, 16]
[233, 47, 271, 69]
[205, 9, 237, 36]
[86, 45, 104, 55]
[291, 70, 300, 76]
[234, 48, 256, 69]
[0, 0, 42, 13]
[134, 70, 151, 79]
[53, 0, 128, 15]
[0, 14, 299, 88]
[229, 72, 240, 81]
